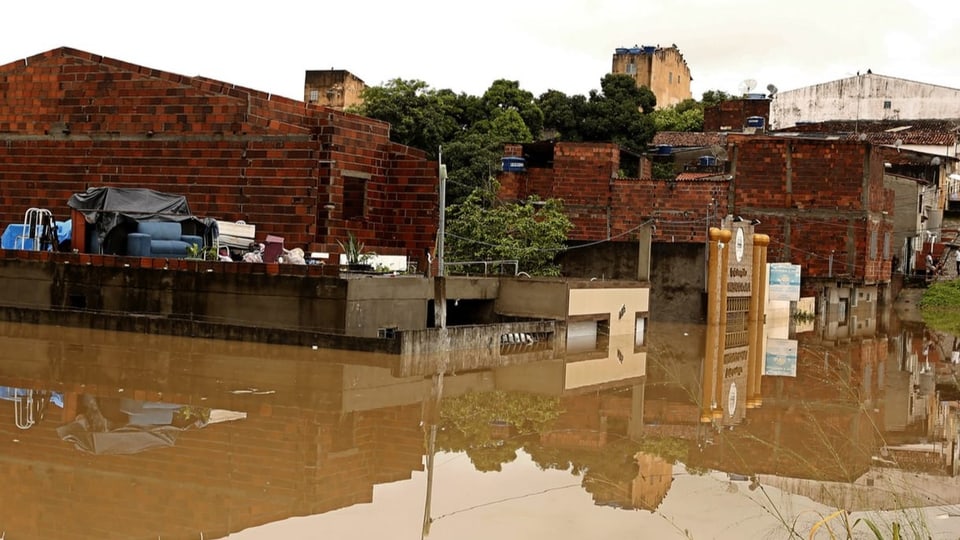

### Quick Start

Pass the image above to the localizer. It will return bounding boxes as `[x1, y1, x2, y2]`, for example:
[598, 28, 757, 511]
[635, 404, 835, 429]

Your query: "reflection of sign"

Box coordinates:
[735, 228, 744, 262]
[728, 382, 737, 415]
[764, 338, 798, 377]
[768, 263, 801, 302]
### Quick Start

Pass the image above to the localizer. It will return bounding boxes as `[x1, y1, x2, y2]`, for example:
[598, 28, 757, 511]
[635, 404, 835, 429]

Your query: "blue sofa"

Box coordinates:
[127, 221, 203, 258]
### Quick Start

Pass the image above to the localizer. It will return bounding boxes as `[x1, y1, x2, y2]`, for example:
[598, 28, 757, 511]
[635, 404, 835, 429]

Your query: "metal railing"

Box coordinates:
[441, 260, 519, 276]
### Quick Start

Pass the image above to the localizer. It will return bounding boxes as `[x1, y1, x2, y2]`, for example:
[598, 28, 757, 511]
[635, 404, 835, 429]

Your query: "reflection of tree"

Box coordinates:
[436, 391, 562, 472]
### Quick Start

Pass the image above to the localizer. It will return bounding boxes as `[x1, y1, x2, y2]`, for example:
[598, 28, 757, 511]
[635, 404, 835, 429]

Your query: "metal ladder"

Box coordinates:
[14, 208, 54, 251]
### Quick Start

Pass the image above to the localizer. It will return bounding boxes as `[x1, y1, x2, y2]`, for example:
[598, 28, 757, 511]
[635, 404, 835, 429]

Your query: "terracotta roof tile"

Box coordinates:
[652, 132, 727, 147]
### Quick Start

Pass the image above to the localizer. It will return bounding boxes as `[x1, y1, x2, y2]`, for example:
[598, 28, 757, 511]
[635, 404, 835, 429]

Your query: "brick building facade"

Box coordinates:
[0, 47, 437, 266]
[728, 135, 894, 284]
[703, 97, 771, 132]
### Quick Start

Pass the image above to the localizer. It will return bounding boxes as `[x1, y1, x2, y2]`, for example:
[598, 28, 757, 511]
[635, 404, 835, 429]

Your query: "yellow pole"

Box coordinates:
[712, 228, 732, 421]
[751, 235, 770, 408]
[702, 228, 721, 423]
[746, 234, 763, 408]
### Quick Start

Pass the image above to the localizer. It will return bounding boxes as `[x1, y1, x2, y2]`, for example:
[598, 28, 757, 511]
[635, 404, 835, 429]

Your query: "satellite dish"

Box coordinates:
[766, 83, 778, 97]
[709, 145, 729, 161]
[738, 79, 757, 95]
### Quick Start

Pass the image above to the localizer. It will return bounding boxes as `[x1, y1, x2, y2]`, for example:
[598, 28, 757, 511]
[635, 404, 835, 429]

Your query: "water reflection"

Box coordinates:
[0, 297, 957, 539]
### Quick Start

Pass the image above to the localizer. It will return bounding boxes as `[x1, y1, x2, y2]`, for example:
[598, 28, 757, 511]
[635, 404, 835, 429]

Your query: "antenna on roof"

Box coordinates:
[766, 83, 778, 97]
[738, 79, 757, 96]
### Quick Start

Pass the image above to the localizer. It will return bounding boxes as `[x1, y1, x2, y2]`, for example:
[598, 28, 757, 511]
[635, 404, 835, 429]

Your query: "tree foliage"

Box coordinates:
[444, 190, 573, 276]
[650, 98, 704, 132]
[437, 390, 562, 472]
[700, 89, 733, 108]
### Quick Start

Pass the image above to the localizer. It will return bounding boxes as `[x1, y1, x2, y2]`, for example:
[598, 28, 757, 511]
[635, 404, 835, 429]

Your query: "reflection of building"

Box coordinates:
[632, 452, 674, 511]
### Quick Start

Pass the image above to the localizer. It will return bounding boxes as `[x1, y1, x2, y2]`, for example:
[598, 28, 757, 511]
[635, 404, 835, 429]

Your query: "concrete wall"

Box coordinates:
[397, 320, 560, 377]
[885, 173, 922, 273]
[495, 279, 569, 319]
[771, 74, 960, 129]
[568, 286, 648, 336]
[344, 276, 432, 337]
[648, 242, 706, 323]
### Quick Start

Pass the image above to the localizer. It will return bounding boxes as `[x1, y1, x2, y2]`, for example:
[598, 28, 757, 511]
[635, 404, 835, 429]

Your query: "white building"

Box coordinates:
[771, 73, 960, 130]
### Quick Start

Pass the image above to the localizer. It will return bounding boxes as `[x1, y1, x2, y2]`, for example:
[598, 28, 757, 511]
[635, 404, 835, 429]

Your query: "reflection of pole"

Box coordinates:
[421, 369, 445, 538]
[702, 229, 719, 422]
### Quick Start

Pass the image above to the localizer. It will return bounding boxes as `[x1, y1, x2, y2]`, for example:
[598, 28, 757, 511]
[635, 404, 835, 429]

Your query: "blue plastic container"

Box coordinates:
[501, 157, 526, 172]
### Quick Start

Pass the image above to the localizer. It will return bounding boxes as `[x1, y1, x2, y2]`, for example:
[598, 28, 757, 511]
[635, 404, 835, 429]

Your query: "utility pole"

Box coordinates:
[434, 147, 447, 329]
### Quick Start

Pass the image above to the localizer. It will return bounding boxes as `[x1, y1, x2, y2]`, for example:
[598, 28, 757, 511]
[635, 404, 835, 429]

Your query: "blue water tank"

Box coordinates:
[746, 116, 765, 128]
[656, 145, 673, 155]
[643, 45, 656, 54]
[628, 47, 643, 54]
[615, 47, 629, 54]
[745, 93, 767, 100]
[501, 157, 526, 172]
[698, 156, 718, 167]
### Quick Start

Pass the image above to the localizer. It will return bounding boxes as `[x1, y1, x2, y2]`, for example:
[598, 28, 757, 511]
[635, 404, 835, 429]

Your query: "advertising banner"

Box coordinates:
[768, 263, 801, 302]
[764, 338, 798, 377]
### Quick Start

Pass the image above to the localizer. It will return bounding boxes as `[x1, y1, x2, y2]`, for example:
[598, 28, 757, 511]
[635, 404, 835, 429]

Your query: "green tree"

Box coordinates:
[445, 189, 573, 276]
[650, 98, 704, 132]
[480, 79, 544, 138]
[701, 89, 733, 108]
[351, 79, 459, 159]
[579, 74, 657, 152]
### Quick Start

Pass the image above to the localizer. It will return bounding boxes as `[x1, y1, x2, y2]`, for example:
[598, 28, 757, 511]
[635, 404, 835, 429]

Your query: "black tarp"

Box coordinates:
[67, 187, 215, 254]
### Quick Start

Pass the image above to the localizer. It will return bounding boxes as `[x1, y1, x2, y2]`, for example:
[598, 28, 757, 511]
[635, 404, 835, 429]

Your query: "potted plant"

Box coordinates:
[338, 232, 374, 271]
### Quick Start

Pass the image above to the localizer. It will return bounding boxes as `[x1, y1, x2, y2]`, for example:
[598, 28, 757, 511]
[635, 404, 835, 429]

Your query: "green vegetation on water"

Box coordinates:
[919, 279, 960, 335]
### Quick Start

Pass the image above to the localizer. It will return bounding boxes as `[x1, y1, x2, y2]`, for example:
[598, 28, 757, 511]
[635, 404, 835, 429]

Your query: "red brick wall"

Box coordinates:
[0, 47, 437, 261]
[731, 136, 892, 281]
[499, 142, 726, 244]
[704, 98, 771, 132]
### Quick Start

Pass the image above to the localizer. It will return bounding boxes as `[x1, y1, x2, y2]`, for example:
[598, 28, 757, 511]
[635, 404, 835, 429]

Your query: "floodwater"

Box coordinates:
[1, 298, 959, 540]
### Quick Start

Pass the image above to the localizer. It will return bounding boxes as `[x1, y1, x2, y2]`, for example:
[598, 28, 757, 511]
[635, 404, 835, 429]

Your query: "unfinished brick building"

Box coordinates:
[727, 135, 894, 286]
[499, 136, 895, 321]
[0, 47, 437, 266]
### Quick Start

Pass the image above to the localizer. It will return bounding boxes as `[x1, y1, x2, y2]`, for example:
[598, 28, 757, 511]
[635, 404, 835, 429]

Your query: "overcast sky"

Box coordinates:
[4, 0, 958, 102]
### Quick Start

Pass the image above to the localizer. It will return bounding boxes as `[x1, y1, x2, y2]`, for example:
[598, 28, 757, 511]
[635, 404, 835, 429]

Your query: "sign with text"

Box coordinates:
[768, 263, 801, 302]
[764, 338, 798, 377]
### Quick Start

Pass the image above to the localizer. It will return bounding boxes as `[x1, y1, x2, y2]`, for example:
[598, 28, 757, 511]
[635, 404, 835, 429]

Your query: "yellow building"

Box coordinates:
[611, 45, 692, 109]
[304, 69, 366, 110]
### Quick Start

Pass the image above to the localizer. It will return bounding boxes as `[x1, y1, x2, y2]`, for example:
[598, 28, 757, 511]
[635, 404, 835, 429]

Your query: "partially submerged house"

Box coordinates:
[0, 47, 437, 270]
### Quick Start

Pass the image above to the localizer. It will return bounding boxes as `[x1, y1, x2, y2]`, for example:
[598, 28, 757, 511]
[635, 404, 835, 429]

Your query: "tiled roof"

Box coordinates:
[675, 172, 728, 181]
[844, 130, 957, 146]
[785, 119, 960, 132]
[652, 132, 727, 147]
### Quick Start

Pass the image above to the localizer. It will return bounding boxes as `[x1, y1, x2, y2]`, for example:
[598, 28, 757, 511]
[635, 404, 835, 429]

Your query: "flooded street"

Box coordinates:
[1, 298, 959, 540]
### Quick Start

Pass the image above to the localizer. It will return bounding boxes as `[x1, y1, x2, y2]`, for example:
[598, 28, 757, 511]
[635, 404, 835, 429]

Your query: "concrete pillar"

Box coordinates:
[746, 234, 764, 408]
[637, 225, 652, 282]
[750, 235, 770, 408]
[702, 227, 731, 422]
